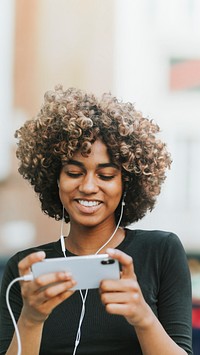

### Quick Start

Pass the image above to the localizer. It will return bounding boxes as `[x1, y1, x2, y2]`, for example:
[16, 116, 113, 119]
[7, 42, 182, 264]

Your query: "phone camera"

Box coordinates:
[101, 258, 115, 265]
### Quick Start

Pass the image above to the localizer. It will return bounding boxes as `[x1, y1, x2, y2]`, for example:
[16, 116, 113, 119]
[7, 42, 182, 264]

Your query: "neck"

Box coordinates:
[65, 220, 124, 255]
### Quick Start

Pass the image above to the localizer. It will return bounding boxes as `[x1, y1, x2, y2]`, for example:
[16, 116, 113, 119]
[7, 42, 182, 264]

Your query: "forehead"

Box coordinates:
[73, 140, 111, 162]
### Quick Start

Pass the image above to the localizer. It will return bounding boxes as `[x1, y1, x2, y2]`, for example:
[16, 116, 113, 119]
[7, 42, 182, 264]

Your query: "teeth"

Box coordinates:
[78, 200, 100, 207]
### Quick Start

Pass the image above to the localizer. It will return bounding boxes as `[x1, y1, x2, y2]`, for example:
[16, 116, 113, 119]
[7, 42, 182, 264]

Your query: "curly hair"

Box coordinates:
[15, 85, 172, 227]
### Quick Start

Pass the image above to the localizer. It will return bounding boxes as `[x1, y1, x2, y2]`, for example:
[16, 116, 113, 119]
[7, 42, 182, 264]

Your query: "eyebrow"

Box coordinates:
[66, 160, 120, 170]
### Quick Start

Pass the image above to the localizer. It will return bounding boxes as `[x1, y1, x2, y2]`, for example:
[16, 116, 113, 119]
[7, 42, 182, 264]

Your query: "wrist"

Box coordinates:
[20, 309, 46, 329]
[133, 305, 156, 332]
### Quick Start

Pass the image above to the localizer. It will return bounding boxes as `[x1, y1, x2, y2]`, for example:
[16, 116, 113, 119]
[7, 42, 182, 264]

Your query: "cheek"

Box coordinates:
[59, 173, 77, 194]
[108, 180, 123, 200]
[58, 190, 71, 214]
[58, 183, 70, 204]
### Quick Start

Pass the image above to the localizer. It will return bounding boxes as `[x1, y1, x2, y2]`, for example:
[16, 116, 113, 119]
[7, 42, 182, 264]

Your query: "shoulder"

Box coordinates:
[124, 228, 187, 266]
[15, 240, 61, 261]
[126, 228, 183, 249]
[124, 229, 190, 291]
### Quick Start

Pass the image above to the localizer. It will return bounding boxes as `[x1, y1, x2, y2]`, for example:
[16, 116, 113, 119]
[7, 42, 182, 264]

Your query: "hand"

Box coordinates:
[99, 248, 153, 329]
[18, 251, 76, 325]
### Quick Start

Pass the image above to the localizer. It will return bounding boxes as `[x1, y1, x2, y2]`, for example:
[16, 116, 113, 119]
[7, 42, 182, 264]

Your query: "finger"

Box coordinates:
[41, 279, 76, 299]
[18, 251, 46, 277]
[31, 280, 75, 307]
[106, 248, 135, 279]
[101, 289, 139, 306]
[35, 289, 75, 317]
[104, 303, 137, 316]
[100, 278, 138, 293]
[33, 271, 75, 292]
[21, 270, 75, 295]
[21, 273, 76, 317]
[35, 271, 73, 286]
[24, 288, 76, 320]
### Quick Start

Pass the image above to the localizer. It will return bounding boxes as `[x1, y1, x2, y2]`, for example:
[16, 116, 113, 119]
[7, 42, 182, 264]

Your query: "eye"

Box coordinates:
[66, 172, 83, 178]
[98, 174, 115, 181]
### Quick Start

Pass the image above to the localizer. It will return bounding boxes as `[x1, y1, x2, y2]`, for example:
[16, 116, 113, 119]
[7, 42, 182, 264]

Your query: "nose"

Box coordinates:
[78, 173, 99, 195]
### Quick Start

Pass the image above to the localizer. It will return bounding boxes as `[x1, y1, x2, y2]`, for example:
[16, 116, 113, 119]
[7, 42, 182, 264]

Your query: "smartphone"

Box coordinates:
[31, 254, 120, 290]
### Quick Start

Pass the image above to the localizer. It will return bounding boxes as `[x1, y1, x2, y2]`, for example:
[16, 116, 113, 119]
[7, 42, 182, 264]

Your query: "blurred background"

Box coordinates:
[0, 0, 200, 350]
[1, 0, 200, 254]
[1, 0, 200, 281]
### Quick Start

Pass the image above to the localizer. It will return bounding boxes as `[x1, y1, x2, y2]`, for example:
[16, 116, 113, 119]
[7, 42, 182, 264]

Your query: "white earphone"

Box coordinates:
[59, 191, 126, 355]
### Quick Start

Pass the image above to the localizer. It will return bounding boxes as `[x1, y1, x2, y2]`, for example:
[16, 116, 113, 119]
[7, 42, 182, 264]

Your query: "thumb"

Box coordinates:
[106, 248, 136, 279]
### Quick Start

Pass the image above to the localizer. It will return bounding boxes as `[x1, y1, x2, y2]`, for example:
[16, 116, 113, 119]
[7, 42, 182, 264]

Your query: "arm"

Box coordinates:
[134, 313, 187, 355]
[2, 251, 76, 355]
[100, 248, 191, 355]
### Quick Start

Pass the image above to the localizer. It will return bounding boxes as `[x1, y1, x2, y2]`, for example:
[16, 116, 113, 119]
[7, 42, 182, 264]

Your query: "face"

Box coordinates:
[59, 140, 123, 228]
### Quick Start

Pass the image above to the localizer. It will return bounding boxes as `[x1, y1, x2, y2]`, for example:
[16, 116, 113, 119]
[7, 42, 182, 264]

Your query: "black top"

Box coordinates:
[0, 229, 193, 355]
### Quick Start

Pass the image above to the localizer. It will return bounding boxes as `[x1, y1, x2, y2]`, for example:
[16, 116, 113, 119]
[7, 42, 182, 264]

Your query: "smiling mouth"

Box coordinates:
[77, 200, 101, 207]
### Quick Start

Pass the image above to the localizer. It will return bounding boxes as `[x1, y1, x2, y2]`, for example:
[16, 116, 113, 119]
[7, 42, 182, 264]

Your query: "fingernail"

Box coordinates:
[65, 272, 72, 278]
[106, 248, 115, 255]
[37, 251, 46, 258]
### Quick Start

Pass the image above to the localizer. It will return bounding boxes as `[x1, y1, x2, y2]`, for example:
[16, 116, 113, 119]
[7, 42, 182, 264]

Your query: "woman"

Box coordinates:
[0, 86, 193, 354]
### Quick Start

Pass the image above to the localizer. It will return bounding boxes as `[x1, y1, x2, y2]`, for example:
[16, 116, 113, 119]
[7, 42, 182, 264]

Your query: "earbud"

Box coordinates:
[122, 181, 129, 206]
[57, 180, 60, 188]
[122, 191, 126, 206]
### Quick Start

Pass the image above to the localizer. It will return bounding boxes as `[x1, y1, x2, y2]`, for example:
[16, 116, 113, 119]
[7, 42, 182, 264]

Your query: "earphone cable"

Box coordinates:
[5, 196, 125, 355]
[61, 195, 125, 355]
[95, 196, 125, 255]
[6, 274, 34, 355]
